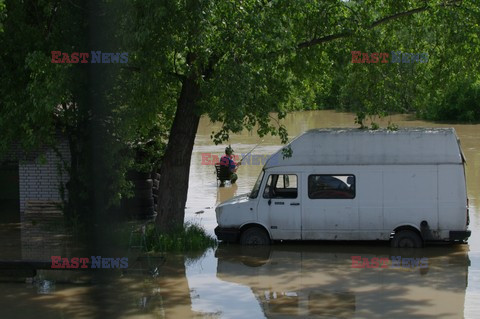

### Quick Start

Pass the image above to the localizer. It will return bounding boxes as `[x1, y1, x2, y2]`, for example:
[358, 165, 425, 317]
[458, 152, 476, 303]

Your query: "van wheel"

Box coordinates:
[240, 227, 271, 245]
[391, 230, 423, 248]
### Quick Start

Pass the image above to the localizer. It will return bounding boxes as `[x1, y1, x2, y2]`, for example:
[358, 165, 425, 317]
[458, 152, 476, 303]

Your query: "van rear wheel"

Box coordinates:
[240, 227, 271, 245]
[391, 230, 423, 248]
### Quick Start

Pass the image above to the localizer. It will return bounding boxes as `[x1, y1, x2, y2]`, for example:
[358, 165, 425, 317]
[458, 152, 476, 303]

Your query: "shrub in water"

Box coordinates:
[144, 222, 217, 253]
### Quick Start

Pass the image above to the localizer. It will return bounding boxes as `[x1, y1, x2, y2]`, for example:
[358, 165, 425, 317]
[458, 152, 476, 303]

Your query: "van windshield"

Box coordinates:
[249, 170, 264, 199]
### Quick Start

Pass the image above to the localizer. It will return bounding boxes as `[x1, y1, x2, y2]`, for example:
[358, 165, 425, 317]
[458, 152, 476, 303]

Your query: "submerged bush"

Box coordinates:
[143, 222, 217, 253]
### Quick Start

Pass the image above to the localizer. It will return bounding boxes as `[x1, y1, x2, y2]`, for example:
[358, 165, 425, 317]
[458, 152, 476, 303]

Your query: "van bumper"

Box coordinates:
[449, 230, 471, 241]
[215, 227, 240, 243]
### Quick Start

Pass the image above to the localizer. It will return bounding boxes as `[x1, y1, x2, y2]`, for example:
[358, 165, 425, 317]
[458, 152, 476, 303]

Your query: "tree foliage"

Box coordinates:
[314, 0, 480, 123]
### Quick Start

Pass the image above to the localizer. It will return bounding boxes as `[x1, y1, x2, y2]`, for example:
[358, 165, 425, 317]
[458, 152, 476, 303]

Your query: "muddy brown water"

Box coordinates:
[1, 110, 480, 318]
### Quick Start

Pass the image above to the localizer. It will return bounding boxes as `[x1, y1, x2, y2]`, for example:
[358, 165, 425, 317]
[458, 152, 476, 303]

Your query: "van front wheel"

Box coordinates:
[391, 230, 423, 248]
[240, 227, 271, 245]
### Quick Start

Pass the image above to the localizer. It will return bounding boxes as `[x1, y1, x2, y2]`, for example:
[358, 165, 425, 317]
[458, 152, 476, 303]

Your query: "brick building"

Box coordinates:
[0, 134, 70, 219]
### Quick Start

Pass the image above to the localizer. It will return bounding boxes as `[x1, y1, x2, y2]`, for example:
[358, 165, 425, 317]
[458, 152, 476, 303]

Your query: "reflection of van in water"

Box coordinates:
[215, 245, 470, 318]
[215, 128, 471, 247]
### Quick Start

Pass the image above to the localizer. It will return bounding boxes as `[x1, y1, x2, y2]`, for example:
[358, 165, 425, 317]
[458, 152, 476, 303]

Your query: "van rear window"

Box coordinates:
[308, 175, 355, 199]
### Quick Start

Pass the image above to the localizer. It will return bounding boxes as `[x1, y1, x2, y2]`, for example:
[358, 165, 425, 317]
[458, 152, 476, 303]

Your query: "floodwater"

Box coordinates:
[185, 110, 480, 318]
[1, 110, 480, 318]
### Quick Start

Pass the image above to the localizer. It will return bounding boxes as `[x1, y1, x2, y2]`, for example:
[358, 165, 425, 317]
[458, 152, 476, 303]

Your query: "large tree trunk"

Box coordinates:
[155, 76, 200, 231]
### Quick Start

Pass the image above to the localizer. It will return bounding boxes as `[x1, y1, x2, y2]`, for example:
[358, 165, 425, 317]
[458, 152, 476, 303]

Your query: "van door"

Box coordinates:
[257, 173, 301, 240]
[302, 174, 359, 240]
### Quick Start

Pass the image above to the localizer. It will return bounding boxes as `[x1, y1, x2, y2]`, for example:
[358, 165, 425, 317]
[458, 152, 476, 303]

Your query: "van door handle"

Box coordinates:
[268, 199, 271, 206]
[290, 202, 300, 206]
[274, 201, 284, 205]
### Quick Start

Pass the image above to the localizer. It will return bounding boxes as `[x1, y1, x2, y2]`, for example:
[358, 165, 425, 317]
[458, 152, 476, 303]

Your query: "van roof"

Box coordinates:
[264, 128, 464, 168]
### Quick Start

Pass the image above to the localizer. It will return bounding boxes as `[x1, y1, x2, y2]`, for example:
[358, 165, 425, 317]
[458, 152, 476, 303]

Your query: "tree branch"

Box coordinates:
[297, 31, 352, 49]
[297, 6, 429, 49]
[369, 6, 429, 29]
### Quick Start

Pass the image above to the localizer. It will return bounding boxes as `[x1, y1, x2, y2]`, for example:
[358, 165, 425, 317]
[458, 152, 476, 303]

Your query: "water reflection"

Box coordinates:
[0, 244, 472, 318]
[216, 184, 238, 204]
[213, 244, 470, 318]
[184, 110, 480, 317]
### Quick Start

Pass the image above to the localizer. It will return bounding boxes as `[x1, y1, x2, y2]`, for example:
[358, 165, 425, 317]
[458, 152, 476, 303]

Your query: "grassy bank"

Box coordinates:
[142, 222, 217, 253]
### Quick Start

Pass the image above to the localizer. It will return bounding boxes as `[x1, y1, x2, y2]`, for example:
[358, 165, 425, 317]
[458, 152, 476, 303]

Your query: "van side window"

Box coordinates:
[263, 174, 298, 199]
[308, 175, 355, 199]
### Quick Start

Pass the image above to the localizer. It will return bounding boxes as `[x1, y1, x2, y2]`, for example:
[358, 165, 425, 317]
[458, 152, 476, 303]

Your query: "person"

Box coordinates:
[219, 145, 241, 186]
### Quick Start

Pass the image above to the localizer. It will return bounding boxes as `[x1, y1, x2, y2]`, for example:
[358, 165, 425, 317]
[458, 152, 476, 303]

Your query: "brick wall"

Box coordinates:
[4, 135, 71, 212]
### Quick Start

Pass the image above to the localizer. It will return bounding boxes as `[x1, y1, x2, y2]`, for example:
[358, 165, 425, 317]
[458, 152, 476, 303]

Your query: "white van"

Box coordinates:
[215, 128, 471, 247]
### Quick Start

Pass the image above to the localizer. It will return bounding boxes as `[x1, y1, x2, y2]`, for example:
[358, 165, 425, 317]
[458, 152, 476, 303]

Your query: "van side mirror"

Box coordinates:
[284, 175, 290, 188]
